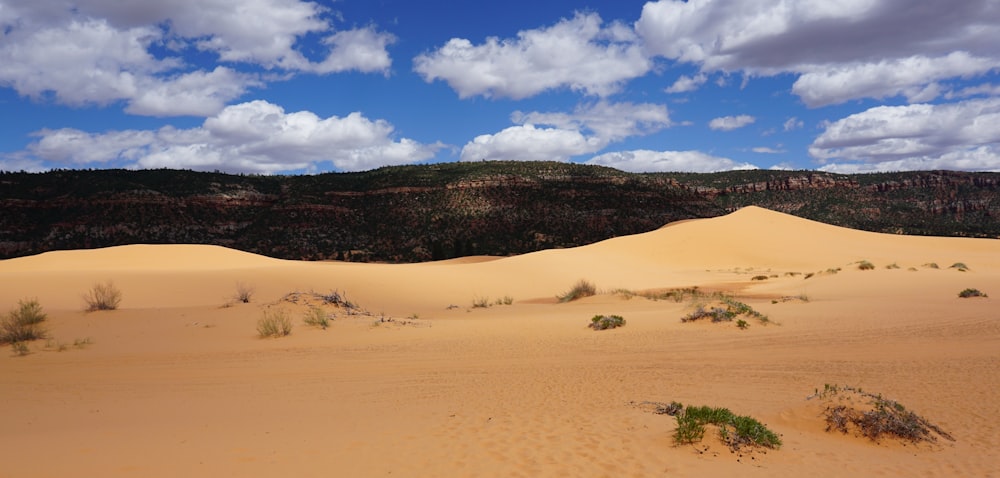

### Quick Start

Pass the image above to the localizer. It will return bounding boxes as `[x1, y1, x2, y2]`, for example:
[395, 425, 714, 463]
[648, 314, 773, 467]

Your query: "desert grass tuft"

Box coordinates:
[558, 279, 596, 303]
[234, 282, 255, 303]
[11, 341, 31, 356]
[588, 314, 626, 330]
[257, 309, 292, 338]
[303, 307, 330, 329]
[856, 260, 875, 270]
[958, 288, 987, 298]
[84, 281, 122, 311]
[1, 298, 48, 345]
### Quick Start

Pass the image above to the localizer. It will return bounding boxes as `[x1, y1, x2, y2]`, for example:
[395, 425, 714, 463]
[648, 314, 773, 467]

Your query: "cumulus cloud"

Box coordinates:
[810, 97, 1000, 172]
[783, 117, 804, 132]
[586, 150, 757, 173]
[414, 12, 651, 99]
[709, 115, 755, 131]
[15, 100, 442, 173]
[461, 101, 671, 162]
[665, 73, 707, 93]
[636, 0, 1000, 106]
[0, 0, 394, 115]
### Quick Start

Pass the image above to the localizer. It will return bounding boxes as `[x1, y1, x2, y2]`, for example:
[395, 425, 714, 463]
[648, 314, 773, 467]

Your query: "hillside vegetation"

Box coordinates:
[2, 163, 998, 262]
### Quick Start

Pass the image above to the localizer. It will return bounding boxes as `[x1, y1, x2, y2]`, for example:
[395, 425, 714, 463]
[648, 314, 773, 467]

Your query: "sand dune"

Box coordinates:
[2, 206, 999, 477]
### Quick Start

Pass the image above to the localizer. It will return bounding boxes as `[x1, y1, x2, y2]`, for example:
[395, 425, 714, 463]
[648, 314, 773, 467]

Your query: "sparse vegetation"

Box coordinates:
[303, 307, 330, 329]
[804, 272, 815, 279]
[588, 314, 626, 330]
[923, 262, 940, 269]
[558, 279, 597, 303]
[885, 262, 901, 269]
[736, 319, 749, 329]
[812, 384, 954, 444]
[949, 262, 969, 272]
[857, 260, 875, 270]
[751, 275, 768, 281]
[682, 297, 770, 325]
[958, 288, 987, 298]
[664, 403, 781, 450]
[84, 281, 122, 311]
[472, 296, 491, 308]
[11, 341, 30, 356]
[234, 282, 255, 303]
[257, 309, 292, 338]
[1, 299, 48, 345]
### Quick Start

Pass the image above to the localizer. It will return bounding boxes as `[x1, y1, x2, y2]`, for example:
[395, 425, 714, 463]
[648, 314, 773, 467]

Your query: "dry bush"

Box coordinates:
[234, 282, 255, 303]
[84, 281, 122, 311]
[558, 279, 596, 302]
[814, 384, 954, 444]
[257, 309, 292, 338]
[1, 299, 47, 345]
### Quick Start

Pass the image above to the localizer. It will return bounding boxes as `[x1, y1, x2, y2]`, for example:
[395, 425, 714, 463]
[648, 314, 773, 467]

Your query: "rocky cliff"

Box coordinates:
[2, 164, 997, 261]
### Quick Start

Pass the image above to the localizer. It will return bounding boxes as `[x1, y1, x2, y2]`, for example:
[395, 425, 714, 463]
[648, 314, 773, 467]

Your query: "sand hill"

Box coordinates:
[2, 206, 998, 477]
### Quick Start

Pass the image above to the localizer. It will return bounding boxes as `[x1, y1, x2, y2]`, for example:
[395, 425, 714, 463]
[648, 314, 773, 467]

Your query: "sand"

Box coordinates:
[1, 206, 998, 477]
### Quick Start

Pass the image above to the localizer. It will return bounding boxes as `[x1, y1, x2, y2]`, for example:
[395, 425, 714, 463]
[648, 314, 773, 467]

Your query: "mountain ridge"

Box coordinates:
[2, 163, 998, 262]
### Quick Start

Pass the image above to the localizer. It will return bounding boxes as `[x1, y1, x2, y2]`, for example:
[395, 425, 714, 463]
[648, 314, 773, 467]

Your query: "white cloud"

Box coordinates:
[709, 115, 756, 131]
[461, 101, 671, 162]
[0, 0, 394, 115]
[783, 117, 804, 131]
[461, 125, 603, 162]
[636, 0, 1000, 106]
[413, 12, 651, 99]
[17, 100, 442, 173]
[665, 73, 707, 93]
[586, 150, 757, 173]
[512, 101, 671, 143]
[752, 146, 785, 154]
[810, 97, 1000, 171]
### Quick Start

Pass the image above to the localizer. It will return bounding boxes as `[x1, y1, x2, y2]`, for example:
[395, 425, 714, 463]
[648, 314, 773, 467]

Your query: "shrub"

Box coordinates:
[558, 279, 597, 302]
[672, 404, 781, 450]
[683, 297, 770, 325]
[923, 262, 940, 269]
[84, 281, 122, 311]
[11, 341, 30, 356]
[234, 282, 255, 303]
[736, 319, 749, 329]
[472, 296, 491, 308]
[589, 314, 625, 330]
[885, 263, 901, 269]
[958, 288, 987, 298]
[949, 262, 969, 272]
[1, 299, 47, 345]
[257, 309, 292, 338]
[751, 275, 768, 281]
[815, 384, 953, 444]
[857, 260, 875, 270]
[303, 307, 329, 329]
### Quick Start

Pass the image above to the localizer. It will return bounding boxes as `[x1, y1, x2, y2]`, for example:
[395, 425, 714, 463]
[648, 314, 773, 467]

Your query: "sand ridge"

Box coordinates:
[2, 206, 999, 477]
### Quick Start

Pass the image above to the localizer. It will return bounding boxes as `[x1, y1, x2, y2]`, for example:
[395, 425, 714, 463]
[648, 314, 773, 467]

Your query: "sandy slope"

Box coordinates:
[2, 206, 999, 477]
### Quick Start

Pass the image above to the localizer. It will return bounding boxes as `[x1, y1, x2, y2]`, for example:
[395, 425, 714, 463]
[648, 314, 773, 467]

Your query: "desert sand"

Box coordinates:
[2, 206, 999, 477]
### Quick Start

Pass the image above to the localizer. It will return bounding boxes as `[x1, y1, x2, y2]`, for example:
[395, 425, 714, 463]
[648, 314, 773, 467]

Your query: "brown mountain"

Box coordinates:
[2, 163, 998, 262]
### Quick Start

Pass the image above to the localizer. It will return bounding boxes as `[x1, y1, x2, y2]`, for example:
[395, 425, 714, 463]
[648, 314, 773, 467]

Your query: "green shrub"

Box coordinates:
[736, 319, 749, 329]
[84, 281, 122, 311]
[958, 288, 987, 298]
[303, 307, 329, 329]
[1, 299, 47, 345]
[672, 404, 781, 450]
[589, 314, 625, 330]
[558, 279, 597, 302]
[257, 309, 292, 338]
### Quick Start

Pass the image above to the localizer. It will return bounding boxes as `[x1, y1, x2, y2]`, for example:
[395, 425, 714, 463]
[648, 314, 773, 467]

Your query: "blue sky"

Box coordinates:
[2, 0, 999, 174]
